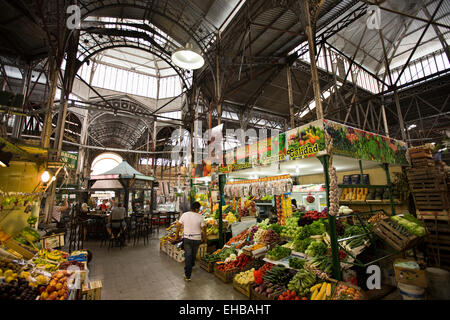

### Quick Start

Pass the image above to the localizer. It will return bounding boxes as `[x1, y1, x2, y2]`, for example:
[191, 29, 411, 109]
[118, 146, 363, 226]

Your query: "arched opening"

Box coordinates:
[91, 152, 123, 175]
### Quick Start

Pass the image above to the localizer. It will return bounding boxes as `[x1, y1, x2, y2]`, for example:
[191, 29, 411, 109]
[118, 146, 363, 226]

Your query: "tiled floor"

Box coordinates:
[84, 229, 248, 300]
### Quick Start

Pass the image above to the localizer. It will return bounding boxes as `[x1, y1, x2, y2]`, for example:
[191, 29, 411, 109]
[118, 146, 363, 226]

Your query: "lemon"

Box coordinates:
[5, 276, 14, 283]
[11, 273, 18, 279]
[4, 269, 13, 278]
[0, 269, 3, 277]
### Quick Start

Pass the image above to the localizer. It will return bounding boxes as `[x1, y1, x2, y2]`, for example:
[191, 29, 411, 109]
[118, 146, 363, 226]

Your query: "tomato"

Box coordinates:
[309, 138, 316, 144]
[302, 297, 308, 300]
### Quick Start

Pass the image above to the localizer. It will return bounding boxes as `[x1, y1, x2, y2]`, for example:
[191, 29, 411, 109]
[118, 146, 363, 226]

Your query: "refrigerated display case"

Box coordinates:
[291, 184, 327, 212]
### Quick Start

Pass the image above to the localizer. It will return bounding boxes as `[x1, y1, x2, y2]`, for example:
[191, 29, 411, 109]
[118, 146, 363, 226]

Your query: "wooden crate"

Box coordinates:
[411, 158, 435, 167]
[213, 264, 239, 283]
[199, 259, 215, 273]
[409, 147, 433, 159]
[413, 192, 450, 210]
[418, 210, 450, 221]
[233, 277, 252, 298]
[249, 283, 281, 300]
[4, 239, 37, 260]
[82, 280, 102, 300]
[196, 243, 207, 261]
[40, 233, 65, 249]
[372, 219, 419, 252]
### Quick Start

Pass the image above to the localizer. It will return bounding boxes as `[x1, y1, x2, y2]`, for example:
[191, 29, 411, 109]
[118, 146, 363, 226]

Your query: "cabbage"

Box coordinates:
[391, 215, 426, 237]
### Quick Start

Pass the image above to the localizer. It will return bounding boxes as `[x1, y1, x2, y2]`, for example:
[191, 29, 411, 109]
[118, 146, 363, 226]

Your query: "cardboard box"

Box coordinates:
[394, 259, 427, 288]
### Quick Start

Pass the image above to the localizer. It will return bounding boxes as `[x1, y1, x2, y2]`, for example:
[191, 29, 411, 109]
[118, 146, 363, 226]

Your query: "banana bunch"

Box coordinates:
[287, 269, 316, 296]
[310, 282, 333, 300]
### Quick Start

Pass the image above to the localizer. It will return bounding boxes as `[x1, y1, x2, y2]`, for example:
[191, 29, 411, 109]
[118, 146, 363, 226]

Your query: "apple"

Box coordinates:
[48, 292, 58, 300]
[55, 283, 63, 290]
[58, 289, 65, 296]
[40, 292, 49, 300]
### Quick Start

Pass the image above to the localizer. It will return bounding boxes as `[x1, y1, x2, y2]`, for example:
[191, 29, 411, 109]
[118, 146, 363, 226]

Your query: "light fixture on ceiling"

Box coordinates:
[41, 171, 51, 183]
[171, 42, 204, 70]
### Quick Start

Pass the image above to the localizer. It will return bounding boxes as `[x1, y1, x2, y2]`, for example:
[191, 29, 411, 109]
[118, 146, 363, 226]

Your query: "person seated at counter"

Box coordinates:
[106, 202, 127, 240]
[99, 199, 109, 212]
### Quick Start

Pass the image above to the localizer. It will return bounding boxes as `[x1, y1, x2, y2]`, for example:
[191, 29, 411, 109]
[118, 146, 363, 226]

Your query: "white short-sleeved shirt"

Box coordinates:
[179, 211, 205, 240]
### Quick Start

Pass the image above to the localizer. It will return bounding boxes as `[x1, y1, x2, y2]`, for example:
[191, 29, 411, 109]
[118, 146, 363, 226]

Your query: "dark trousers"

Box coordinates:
[183, 238, 201, 278]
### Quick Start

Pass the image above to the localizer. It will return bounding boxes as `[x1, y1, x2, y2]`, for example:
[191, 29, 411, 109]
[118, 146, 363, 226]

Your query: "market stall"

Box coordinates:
[185, 119, 432, 299]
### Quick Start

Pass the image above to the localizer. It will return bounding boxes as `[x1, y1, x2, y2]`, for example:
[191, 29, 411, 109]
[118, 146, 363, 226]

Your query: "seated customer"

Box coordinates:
[106, 202, 127, 239]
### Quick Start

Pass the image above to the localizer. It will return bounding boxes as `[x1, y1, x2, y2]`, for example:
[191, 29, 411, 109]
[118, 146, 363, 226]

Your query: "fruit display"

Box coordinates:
[225, 212, 238, 224]
[332, 283, 364, 300]
[278, 289, 306, 300]
[287, 268, 317, 296]
[340, 188, 369, 201]
[234, 268, 255, 285]
[288, 257, 305, 269]
[262, 265, 297, 286]
[0, 277, 39, 300]
[38, 249, 68, 262]
[266, 245, 291, 261]
[253, 281, 285, 299]
[59, 261, 85, 270]
[310, 281, 334, 300]
[280, 217, 302, 239]
[32, 258, 59, 272]
[39, 270, 71, 300]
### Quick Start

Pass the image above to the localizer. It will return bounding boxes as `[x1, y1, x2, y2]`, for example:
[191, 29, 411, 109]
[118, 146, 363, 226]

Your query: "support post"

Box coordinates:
[304, 0, 324, 120]
[394, 90, 407, 141]
[218, 174, 226, 248]
[286, 64, 295, 129]
[12, 65, 32, 139]
[381, 163, 396, 216]
[319, 155, 341, 280]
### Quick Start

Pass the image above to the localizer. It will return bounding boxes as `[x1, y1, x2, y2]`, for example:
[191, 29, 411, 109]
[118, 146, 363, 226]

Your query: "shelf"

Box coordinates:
[338, 184, 389, 189]
[339, 200, 402, 205]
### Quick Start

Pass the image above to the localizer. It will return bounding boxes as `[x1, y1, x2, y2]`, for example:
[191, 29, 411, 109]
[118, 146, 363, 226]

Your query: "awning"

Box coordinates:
[90, 179, 124, 189]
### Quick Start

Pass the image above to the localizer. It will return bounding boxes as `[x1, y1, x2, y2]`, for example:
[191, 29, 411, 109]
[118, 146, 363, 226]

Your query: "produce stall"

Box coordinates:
[189, 119, 433, 299]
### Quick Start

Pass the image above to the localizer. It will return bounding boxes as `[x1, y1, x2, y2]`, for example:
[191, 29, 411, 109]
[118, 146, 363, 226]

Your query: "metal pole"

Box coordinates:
[286, 64, 295, 129]
[218, 174, 226, 247]
[12, 65, 32, 139]
[319, 155, 341, 280]
[394, 90, 407, 141]
[304, 0, 324, 120]
[382, 163, 396, 216]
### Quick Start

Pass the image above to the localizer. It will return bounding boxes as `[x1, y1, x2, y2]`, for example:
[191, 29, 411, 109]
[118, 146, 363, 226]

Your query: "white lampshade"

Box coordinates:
[171, 43, 204, 70]
[41, 171, 50, 183]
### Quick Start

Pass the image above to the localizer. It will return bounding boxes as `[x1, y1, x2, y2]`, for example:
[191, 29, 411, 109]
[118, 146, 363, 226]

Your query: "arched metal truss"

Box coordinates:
[76, 0, 218, 85]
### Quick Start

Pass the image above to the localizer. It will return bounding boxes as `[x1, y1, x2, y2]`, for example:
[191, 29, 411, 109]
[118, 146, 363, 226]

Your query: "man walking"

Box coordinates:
[175, 202, 206, 281]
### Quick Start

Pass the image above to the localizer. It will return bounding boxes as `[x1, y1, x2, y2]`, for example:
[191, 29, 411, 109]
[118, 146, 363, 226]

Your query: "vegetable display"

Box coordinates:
[266, 245, 291, 261]
[280, 218, 302, 239]
[293, 237, 313, 253]
[305, 241, 328, 257]
[332, 283, 363, 300]
[287, 268, 317, 296]
[262, 229, 280, 245]
[391, 215, 426, 237]
[310, 282, 333, 300]
[288, 257, 305, 269]
[303, 210, 328, 220]
[234, 268, 255, 285]
[262, 265, 297, 286]
[253, 281, 285, 299]
[278, 290, 306, 300]
[217, 254, 252, 271]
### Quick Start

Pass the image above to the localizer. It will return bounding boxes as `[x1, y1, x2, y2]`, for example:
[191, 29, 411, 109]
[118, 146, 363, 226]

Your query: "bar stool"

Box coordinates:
[133, 214, 149, 246]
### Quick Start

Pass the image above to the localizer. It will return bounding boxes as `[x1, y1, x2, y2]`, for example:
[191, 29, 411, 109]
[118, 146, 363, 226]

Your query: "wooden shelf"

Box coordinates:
[340, 200, 402, 205]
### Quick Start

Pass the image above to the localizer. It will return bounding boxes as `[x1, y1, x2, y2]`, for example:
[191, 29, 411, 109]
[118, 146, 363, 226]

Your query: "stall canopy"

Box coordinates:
[89, 160, 154, 190]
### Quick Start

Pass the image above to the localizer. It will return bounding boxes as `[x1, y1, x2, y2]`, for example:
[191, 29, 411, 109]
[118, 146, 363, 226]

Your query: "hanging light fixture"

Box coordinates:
[41, 171, 51, 183]
[171, 42, 204, 70]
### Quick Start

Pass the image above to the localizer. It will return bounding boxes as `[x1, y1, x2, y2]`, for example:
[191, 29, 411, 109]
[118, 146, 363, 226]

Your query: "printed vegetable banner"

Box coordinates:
[285, 120, 327, 161]
[323, 120, 409, 165]
[258, 133, 286, 166]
